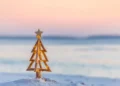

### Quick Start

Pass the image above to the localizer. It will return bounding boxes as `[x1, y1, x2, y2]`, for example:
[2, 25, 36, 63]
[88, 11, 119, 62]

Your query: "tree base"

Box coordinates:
[36, 72, 41, 79]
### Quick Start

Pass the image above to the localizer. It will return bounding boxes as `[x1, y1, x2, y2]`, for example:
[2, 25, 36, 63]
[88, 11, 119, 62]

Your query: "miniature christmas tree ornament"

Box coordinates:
[27, 29, 51, 79]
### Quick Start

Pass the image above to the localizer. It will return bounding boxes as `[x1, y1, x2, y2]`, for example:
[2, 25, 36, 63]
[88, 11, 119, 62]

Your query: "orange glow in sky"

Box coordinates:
[0, 0, 120, 36]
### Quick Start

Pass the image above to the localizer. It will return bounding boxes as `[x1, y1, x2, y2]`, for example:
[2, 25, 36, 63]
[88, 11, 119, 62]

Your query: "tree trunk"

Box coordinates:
[36, 71, 41, 79]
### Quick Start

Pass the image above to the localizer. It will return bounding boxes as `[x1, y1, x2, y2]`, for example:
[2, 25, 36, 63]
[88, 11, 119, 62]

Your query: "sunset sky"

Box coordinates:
[0, 0, 120, 36]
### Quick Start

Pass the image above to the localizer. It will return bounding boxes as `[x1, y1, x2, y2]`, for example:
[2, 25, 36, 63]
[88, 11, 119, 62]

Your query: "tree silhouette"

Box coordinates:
[27, 29, 51, 78]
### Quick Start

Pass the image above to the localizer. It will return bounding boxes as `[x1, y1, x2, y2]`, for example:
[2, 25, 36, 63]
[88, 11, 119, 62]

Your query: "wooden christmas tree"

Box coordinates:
[27, 29, 51, 79]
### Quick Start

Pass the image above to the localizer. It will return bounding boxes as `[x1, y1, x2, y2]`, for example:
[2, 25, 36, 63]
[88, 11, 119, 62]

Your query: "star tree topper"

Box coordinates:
[35, 29, 43, 38]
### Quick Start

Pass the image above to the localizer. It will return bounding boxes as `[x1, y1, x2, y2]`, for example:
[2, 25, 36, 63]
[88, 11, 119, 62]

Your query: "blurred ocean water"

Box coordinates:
[0, 37, 120, 78]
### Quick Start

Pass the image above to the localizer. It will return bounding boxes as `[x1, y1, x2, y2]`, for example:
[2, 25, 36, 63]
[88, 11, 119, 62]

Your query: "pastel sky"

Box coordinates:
[0, 0, 120, 36]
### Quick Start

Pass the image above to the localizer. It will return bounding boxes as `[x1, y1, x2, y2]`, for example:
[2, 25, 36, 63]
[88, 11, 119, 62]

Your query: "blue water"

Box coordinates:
[0, 38, 120, 78]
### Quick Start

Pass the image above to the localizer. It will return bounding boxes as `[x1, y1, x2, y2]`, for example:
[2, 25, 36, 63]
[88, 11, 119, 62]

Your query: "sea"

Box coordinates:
[0, 36, 120, 78]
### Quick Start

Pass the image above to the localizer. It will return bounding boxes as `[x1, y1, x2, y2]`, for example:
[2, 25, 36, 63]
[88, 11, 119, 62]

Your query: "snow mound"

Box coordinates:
[0, 73, 120, 86]
[0, 79, 58, 86]
[0, 78, 75, 86]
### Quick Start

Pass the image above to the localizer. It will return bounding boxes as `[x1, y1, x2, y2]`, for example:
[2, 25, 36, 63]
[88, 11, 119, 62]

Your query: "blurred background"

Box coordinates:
[0, 0, 120, 78]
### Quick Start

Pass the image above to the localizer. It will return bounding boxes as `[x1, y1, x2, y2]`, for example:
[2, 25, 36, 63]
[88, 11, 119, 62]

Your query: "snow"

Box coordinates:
[0, 73, 120, 86]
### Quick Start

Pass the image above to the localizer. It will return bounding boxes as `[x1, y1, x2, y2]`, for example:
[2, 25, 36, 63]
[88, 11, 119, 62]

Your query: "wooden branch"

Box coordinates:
[34, 60, 37, 71]
[43, 61, 51, 72]
[30, 53, 35, 61]
[40, 68, 51, 72]
[31, 40, 38, 52]
[41, 51, 48, 61]
[40, 40, 47, 52]
[27, 61, 34, 70]
[39, 60, 42, 69]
